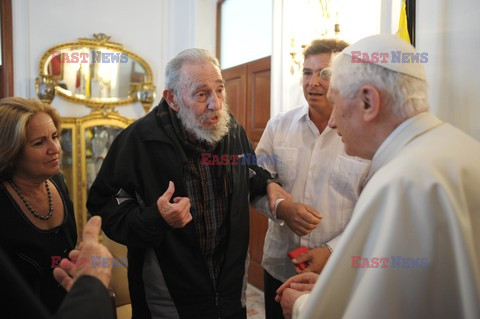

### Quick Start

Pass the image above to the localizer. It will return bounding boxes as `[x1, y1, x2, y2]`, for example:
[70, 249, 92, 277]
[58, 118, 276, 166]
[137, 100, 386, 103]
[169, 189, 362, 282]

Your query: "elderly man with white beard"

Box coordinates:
[87, 48, 289, 319]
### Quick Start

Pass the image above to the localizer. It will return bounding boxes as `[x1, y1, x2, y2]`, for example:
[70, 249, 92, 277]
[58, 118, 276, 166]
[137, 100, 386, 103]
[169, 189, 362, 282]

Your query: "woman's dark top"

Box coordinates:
[0, 173, 77, 314]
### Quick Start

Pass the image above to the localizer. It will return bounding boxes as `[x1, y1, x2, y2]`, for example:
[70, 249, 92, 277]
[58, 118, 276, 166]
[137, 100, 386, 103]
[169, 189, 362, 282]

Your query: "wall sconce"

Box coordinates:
[136, 81, 156, 113]
[289, 0, 341, 75]
[35, 75, 56, 104]
[290, 38, 306, 75]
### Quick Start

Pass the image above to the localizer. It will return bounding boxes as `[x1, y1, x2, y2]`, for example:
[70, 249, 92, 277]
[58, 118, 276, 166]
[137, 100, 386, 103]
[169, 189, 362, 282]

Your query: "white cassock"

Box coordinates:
[294, 112, 480, 319]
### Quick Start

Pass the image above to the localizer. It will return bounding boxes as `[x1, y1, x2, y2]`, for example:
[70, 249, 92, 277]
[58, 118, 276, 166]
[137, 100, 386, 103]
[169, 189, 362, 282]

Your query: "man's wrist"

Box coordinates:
[322, 244, 333, 254]
[266, 177, 283, 187]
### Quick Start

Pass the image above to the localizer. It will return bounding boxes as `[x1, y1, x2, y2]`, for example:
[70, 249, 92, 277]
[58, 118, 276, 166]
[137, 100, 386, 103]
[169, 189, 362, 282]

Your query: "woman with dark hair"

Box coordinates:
[0, 97, 77, 314]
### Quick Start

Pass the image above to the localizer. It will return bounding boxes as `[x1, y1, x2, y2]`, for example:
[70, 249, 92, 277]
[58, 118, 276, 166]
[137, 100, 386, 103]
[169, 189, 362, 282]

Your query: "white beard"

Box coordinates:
[176, 101, 231, 145]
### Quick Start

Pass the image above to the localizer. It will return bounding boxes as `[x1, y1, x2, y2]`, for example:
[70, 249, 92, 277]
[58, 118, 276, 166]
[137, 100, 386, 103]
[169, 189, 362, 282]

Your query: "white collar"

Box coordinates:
[302, 104, 335, 137]
[362, 112, 444, 186]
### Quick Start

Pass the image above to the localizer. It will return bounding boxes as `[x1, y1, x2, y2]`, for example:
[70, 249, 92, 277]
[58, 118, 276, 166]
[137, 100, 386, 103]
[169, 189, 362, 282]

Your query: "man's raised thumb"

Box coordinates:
[161, 181, 175, 202]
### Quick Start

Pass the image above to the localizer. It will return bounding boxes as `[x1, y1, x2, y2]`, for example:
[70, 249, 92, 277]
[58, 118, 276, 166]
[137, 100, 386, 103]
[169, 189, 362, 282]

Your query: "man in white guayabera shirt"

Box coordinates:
[276, 34, 480, 319]
[253, 38, 370, 319]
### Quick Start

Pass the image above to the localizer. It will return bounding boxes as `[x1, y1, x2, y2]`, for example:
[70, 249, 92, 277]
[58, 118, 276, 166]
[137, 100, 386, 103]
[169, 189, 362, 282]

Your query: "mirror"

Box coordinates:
[38, 33, 155, 110]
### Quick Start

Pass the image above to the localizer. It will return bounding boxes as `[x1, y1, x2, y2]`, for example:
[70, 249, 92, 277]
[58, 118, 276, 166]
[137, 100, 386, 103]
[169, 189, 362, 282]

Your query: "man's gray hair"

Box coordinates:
[330, 53, 429, 120]
[165, 48, 220, 95]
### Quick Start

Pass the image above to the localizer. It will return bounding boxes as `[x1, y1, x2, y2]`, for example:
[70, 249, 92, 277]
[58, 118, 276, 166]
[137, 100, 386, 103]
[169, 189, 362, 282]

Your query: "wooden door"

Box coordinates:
[0, 0, 14, 97]
[245, 57, 271, 148]
[223, 56, 271, 291]
[223, 64, 247, 127]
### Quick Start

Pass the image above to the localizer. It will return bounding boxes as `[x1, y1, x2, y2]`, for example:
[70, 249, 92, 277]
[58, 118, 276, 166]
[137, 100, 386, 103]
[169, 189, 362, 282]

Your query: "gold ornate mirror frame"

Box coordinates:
[38, 33, 155, 112]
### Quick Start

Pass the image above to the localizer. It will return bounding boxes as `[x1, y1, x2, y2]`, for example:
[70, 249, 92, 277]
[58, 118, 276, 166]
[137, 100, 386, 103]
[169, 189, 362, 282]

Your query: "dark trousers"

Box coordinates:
[263, 270, 285, 319]
[224, 307, 246, 319]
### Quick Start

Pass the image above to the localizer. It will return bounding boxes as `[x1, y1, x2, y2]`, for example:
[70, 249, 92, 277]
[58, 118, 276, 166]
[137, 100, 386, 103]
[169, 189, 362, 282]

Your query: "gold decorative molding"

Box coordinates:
[38, 34, 155, 110]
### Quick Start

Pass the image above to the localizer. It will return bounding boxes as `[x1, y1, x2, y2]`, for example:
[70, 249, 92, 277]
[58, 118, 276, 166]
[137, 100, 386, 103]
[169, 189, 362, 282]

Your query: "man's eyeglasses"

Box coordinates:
[302, 67, 332, 81]
[319, 68, 332, 80]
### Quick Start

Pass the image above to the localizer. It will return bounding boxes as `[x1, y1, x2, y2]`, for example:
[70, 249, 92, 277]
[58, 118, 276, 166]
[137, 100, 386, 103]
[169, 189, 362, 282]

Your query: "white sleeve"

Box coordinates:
[326, 234, 341, 251]
[292, 293, 310, 319]
[299, 166, 480, 318]
[255, 115, 279, 176]
[252, 115, 285, 225]
[251, 195, 285, 225]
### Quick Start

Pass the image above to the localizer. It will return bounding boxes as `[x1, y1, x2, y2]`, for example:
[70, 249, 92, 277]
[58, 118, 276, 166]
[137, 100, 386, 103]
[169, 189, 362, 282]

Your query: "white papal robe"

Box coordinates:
[294, 112, 480, 319]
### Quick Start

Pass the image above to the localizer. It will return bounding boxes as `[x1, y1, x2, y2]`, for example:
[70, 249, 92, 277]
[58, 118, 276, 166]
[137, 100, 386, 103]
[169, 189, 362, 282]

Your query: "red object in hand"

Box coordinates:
[288, 246, 309, 270]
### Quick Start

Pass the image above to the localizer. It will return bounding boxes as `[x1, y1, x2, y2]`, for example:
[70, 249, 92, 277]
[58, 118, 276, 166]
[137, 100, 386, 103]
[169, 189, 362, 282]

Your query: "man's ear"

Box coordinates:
[163, 89, 179, 112]
[360, 85, 381, 122]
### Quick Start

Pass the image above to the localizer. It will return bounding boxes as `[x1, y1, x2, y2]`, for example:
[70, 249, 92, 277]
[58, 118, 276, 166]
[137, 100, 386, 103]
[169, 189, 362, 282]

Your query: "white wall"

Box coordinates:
[417, 0, 480, 140]
[12, 0, 217, 119]
[163, 0, 217, 63]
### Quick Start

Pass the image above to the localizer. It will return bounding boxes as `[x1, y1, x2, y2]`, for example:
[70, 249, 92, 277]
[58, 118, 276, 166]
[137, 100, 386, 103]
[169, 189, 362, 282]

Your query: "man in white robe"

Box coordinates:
[276, 34, 480, 319]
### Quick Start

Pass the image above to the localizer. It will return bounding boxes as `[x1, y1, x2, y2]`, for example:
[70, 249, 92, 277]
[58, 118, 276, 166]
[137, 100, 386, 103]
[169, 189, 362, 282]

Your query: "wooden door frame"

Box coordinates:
[406, 0, 416, 46]
[216, 0, 225, 60]
[1, 0, 14, 97]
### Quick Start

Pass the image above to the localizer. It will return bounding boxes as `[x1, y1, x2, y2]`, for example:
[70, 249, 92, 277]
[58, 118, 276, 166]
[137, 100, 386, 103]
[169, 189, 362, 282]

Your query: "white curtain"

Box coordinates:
[417, 0, 480, 141]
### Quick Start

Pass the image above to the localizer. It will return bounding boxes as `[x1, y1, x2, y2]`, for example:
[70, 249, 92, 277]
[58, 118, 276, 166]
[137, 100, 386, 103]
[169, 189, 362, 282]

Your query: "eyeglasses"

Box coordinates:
[302, 67, 332, 81]
[319, 68, 332, 80]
